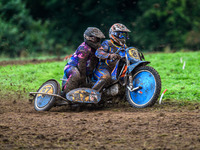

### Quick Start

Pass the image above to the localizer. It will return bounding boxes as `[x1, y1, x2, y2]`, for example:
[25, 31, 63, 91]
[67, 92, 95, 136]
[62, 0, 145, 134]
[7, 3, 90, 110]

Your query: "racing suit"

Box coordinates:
[92, 39, 127, 91]
[62, 42, 98, 95]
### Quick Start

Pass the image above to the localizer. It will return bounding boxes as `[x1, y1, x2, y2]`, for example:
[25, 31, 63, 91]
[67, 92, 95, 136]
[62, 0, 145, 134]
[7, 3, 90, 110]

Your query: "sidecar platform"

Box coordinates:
[66, 88, 101, 104]
[29, 92, 68, 101]
[29, 79, 102, 111]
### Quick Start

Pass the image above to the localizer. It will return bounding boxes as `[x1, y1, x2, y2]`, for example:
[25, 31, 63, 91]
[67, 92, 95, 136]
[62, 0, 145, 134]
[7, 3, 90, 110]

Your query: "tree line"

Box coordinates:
[0, 0, 200, 57]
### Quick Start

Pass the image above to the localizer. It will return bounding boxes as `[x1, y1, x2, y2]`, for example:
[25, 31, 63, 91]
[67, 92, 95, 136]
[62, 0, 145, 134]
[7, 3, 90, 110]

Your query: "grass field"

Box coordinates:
[0, 51, 200, 101]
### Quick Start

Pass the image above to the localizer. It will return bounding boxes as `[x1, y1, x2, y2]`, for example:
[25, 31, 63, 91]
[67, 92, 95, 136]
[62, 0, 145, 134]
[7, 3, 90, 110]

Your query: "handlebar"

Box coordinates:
[111, 48, 125, 61]
[114, 48, 125, 54]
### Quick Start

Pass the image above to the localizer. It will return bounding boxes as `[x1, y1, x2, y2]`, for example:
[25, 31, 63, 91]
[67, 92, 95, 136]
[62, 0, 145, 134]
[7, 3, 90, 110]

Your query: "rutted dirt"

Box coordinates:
[0, 97, 200, 150]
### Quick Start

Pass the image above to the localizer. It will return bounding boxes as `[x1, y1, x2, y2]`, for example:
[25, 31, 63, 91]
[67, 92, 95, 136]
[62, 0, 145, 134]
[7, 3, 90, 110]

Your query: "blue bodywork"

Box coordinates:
[111, 47, 150, 81]
[127, 61, 150, 74]
[111, 61, 119, 81]
[126, 47, 150, 74]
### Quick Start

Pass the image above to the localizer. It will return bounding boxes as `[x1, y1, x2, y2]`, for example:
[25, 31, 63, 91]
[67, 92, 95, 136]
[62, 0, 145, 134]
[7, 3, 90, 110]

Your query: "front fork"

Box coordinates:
[127, 73, 142, 92]
[125, 53, 134, 90]
[125, 53, 142, 92]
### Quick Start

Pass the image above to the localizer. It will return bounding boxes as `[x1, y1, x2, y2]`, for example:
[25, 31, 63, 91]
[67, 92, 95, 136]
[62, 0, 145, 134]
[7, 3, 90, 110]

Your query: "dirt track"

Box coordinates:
[1, 59, 200, 149]
[0, 97, 200, 150]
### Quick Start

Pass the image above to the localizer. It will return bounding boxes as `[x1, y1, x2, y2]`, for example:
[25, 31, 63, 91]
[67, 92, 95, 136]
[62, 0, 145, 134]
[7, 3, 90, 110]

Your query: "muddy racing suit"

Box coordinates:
[62, 42, 98, 95]
[92, 39, 127, 91]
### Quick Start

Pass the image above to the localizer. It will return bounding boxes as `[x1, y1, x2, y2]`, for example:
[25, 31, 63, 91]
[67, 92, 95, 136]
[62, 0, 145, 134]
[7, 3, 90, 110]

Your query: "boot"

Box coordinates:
[92, 79, 106, 92]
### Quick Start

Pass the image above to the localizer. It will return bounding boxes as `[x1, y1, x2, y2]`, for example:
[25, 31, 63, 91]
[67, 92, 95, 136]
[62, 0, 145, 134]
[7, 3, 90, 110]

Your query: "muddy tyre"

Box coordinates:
[126, 66, 161, 108]
[34, 79, 60, 111]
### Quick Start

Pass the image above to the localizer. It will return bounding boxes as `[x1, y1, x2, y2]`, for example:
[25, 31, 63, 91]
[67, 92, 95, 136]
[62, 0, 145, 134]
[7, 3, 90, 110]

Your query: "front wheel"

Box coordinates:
[125, 66, 161, 108]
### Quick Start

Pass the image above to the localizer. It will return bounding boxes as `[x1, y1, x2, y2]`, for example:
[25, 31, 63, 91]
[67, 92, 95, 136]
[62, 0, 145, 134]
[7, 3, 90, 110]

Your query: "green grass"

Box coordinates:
[145, 51, 200, 101]
[0, 61, 66, 98]
[0, 51, 200, 101]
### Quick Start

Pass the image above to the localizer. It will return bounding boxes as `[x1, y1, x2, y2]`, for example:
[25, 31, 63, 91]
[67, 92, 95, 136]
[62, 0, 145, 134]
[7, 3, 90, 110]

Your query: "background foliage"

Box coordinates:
[0, 0, 200, 57]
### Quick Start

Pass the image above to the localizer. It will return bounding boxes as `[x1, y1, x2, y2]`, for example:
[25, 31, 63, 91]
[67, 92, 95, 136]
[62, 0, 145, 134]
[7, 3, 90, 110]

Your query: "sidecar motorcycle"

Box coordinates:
[29, 47, 161, 111]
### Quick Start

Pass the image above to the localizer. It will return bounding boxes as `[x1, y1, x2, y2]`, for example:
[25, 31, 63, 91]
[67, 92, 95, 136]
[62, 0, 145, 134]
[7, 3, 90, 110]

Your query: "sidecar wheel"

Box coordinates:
[126, 66, 161, 108]
[34, 79, 60, 111]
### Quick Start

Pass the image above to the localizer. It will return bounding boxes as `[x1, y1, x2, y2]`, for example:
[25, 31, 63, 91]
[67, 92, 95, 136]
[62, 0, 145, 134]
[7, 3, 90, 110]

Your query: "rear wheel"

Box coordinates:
[34, 79, 60, 111]
[126, 66, 161, 108]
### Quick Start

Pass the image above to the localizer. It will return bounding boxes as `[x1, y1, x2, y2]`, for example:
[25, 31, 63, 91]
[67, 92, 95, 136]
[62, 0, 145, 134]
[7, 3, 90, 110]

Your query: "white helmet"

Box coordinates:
[109, 23, 131, 46]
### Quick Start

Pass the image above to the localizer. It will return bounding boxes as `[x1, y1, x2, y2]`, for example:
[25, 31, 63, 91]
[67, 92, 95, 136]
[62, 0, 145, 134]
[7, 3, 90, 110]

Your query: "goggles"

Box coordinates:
[114, 31, 129, 39]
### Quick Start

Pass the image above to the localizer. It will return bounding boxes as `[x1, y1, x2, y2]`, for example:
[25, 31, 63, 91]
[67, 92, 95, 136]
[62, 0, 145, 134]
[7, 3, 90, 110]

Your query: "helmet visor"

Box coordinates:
[94, 37, 101, 43]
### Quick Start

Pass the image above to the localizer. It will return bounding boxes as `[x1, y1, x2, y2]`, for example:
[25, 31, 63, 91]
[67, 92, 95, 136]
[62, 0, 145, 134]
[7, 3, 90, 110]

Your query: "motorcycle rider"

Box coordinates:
[62, 27, 105, 96]
[92, 23, 131, 91]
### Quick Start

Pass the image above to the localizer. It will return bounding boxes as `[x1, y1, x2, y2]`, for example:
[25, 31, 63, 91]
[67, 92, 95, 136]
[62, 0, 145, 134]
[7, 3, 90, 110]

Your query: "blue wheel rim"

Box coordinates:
[36, 84, 54, 108]
[129, 71, 156, 106]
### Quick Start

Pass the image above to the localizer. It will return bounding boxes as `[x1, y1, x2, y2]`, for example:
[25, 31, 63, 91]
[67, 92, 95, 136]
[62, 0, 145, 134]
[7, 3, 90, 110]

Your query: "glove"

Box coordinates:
[109, 53, 121, 60]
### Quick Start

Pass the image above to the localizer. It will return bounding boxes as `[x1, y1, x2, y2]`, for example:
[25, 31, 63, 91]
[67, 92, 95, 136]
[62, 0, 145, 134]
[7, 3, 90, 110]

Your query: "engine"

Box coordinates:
[106, 84, 120, 96]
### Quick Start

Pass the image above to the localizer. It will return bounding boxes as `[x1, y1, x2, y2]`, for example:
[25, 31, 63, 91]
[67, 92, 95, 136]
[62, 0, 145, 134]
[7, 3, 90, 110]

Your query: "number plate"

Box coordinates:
[128, 48, 140, 60]
[37, 85, 54, 98]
